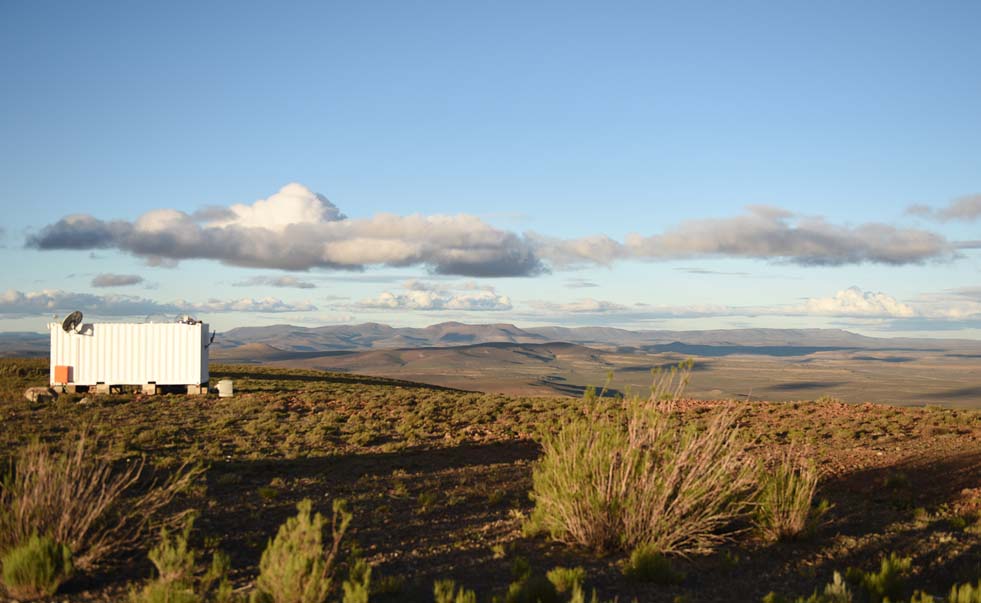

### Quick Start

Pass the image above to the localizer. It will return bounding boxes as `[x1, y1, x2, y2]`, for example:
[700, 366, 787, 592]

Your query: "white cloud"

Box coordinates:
[357, 282, 512, 311]
[28, 183, 543, 277]
[0, 289, 316, 318]
[27, 184, 960, 275]
[527, 287, 972, 322]
[529, 298, 629, 313]
[798, 287, 916, 318]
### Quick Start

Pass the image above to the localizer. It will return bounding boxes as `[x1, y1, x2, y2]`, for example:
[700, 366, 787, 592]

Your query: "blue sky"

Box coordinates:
[2, 1, 979, 336]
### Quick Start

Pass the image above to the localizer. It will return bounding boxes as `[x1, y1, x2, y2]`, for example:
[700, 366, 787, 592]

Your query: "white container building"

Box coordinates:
[49, 321, 210, 388]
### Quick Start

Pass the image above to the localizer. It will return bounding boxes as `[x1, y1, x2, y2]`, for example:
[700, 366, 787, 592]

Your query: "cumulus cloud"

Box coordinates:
[907, 195, 981, 222]
[357, 281, 512, 311]
[28, 185, 959, 274]
[28, 183, 544, 277]
[0, 289, 316, 318]
[799, 287, 916, 317]
[91, 273, 144, 288]
[234, 275, 316, 289]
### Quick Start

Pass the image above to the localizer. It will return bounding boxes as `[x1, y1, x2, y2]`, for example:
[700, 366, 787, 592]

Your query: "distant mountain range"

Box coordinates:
[3, 321, 980, 359]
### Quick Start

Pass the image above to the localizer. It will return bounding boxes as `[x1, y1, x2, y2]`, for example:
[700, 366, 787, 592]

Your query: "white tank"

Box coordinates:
[217, 379, 234, 398]
[49, 321, 210, 386]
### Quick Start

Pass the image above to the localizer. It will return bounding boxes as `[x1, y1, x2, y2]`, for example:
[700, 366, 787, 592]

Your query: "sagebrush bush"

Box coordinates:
[845, 552, 911, 603]
[434, 579, 477, 603]
[528, 362, 757, 555]
[129, 516, 234, 603]
[0, 433, 202, 571]
[0, 534, 74, 600]
[755, 448, 830, 541]
[252, 499, 352, 603]
[621, 544, 684, 584]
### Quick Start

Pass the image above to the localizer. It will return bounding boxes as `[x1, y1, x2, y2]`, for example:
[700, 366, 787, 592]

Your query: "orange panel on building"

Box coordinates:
[54, 365, 72, 383]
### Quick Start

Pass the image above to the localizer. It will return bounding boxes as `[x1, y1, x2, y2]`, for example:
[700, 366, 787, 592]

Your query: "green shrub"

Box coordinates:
[252, 499, 352, 603]
[129, 516, 233, 603]
[845, 552, 911, 603]
[434, 579, 478, 603]
[529, 362, 756, 555]
[546, 567, 586, 594]
[340, 558, 371, 603]
[949, 582, 981, 603]
[755, 448, 830, 541]
[0, 534, 74, 600]
[761, 571, 852, 603]
[621, 544, 684, 585]
[505, 573, 560, 603]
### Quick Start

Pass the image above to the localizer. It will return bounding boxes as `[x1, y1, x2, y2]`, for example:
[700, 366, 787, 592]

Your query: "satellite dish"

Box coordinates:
[62, 311, 83, 333]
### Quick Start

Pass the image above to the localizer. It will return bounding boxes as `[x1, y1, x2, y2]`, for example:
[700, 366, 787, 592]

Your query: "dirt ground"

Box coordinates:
[1, 359, 980, 602]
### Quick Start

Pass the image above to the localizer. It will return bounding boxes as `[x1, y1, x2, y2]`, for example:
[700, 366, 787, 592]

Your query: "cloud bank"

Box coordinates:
[0, 289, 316, 318]
[26, 184, 963, 276]
[28, 183, 544, 277]
[528, 287, 973, 322]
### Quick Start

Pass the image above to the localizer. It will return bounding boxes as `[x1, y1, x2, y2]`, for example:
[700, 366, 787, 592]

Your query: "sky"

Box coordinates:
[1, 1, 980, 337]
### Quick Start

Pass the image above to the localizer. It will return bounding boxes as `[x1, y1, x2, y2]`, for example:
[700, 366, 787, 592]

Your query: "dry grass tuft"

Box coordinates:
[755, 447, 829, 542]
[0, 432, 203, 571]
[528, 361, 757, 556]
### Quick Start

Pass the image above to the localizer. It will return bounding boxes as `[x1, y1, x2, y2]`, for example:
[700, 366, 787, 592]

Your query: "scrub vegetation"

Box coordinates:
[1, 357, 981, 602]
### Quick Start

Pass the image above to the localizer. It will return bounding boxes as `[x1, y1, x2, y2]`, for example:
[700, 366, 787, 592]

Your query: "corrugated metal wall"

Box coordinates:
[50, 322, 209, 386]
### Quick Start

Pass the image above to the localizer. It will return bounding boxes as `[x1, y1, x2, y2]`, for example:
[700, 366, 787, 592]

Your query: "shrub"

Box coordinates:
[762, 571, 852, 603]
[252, 499, 352, 603]
[0, 433, 202, 571]
[546, 566, 586, 594]
[0, 534, 74, 600]
[528, 362, 757, 555]
[505, 573, 559, 603]
[755, 448, 830, 541]
[845, 552, 911, 603]
[949, 582, 981, 603]
[621, 544, 684, 584]
[340, 558, 371, 603]
[129, 516, 234, 603]
[434, 579, 478, 603]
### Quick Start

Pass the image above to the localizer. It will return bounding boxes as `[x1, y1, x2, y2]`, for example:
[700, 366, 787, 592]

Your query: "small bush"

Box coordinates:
[340, 557, 371, 603]
[434, 579, 478, 603]
[845, 553, 911, 603]
[129, 516, 233, 603]
[0, 534, 74, 600]
[949, 582, 981, 603]
[755, 448, 830, 541]
[762, 571, 852, 603]
[529, 362, 756, 555]
[0, 433, 202, 571]
[252, 499, 352, 603]
[505, 573, 559, 603]
[546, 566, 586, 594]
[621, 545, 684, 585]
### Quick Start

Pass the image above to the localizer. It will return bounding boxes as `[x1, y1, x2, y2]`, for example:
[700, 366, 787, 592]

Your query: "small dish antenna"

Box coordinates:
[62, 310, 83, 333]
